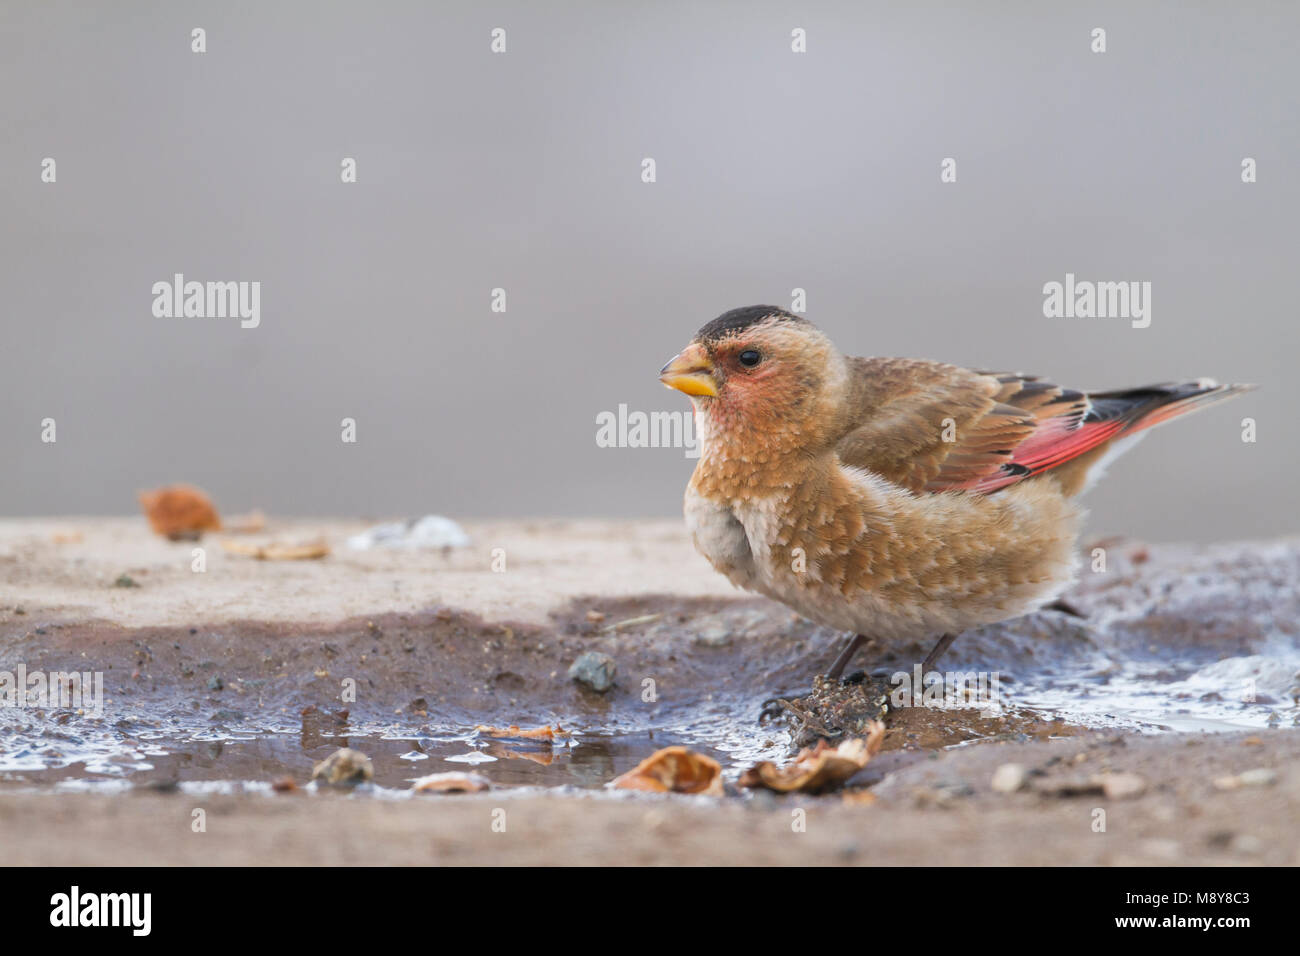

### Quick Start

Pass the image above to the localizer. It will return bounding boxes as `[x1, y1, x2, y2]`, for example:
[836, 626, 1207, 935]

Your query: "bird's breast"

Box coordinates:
[683, 490, 759, 590]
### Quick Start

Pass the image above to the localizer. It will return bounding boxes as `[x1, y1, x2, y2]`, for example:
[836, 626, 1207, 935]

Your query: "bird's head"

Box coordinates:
[659, 306, 848, 455]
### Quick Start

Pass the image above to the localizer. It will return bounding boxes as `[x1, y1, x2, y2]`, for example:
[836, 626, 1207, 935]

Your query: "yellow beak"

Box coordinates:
[659, 344, 718, 397]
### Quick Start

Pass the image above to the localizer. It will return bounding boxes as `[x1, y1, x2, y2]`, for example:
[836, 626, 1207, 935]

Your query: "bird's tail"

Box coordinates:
[1087, 379, 1257, 435]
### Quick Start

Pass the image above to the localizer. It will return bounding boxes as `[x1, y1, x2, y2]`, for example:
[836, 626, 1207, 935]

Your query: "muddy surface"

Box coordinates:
[1, 519, 1298, 864]
[2, 730, 1297, 866]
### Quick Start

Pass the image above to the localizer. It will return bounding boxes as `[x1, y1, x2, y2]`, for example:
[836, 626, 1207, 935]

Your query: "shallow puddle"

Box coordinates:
[0, 714, 771, 795]
[2, 555, 1298, 797]
[3, 650, 1294, 796]
[1016, 648, 1300, 733]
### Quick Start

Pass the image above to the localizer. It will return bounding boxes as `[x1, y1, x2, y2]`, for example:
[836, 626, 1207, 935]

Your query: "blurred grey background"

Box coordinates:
[1, 1, 1295, 543]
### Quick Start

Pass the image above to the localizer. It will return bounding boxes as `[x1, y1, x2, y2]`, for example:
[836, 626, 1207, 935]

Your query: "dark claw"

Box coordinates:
[761, 693, 809, 709]
[1043, 597, 1086, 618]
[758, 694, 807, 725]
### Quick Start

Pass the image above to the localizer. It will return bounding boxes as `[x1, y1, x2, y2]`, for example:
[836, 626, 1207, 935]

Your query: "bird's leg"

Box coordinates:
[921, 632, 960, 672]
[824, 633, 869, 681]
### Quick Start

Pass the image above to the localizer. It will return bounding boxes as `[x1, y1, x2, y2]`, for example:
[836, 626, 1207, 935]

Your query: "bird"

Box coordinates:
[658, 305, 1253, 680]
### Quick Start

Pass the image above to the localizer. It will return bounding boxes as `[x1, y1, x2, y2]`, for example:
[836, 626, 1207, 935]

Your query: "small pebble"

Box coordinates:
[1237, 768, 1278, 787]
[1214, 767, 1278, 790]
[312, 747, 374, 786]
[694, 625, 732, 647]
[568, 651, 616, 692]
[1101, 772, 1147, 800]
[991, 763, 1028, 793]
[1230, 833, 1264, 855]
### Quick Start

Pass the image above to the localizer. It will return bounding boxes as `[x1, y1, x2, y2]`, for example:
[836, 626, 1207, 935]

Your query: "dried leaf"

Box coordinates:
[474, 723, 571, 743]
[610, 746, 724, 796]
[138, 484, 222, 539]
[601, 613, 661, 634]
[412, 771, 490, 794]
[221, 539, 330, 560]
[739, 721, 885, 794]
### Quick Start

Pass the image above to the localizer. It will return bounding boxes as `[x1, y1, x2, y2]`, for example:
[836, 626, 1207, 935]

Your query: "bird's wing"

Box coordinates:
[833, 358, 1062, 494]
[834, 358, 1242, 496]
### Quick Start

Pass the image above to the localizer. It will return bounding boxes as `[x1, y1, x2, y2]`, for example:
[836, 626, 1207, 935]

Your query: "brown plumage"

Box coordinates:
[659, 306, 1253, 672]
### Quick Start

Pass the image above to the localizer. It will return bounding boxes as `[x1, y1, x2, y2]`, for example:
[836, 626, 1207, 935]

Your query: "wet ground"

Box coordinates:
[3, 564, 1297, 796]
[1, 520, 1298, 864]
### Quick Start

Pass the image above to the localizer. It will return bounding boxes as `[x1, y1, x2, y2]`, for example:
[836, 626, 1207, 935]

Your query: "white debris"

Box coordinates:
[1214, 767, 1279, 790]
[1100, 772, 1148, 800]
[991, 763, 1028, 793]
[346, 515, 470, 551]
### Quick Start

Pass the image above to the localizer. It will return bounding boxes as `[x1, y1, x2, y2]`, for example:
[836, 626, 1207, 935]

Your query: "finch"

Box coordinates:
[659, 305, 1253, 676]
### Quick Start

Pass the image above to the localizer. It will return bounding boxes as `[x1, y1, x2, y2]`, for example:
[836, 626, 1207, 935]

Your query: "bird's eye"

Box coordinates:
[738, 349, 762, 368]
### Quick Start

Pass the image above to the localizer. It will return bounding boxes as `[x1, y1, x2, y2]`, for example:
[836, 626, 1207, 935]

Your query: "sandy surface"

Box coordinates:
[3, 731, 1297, 866]
[2, 516, 1298, 866]
[0, 517, 735, 628]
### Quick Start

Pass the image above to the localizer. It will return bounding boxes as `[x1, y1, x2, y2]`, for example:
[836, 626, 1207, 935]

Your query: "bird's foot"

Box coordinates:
[757, 670, 868, 724]
[758, 696, 841, 738]
[759, 695, 807, 724]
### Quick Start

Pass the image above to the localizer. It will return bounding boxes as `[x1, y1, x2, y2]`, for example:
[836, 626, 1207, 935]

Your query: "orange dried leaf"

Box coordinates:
[610, 746, 724, 796]
[412, 772, 490, 794]
[739, 721, 885, 794]
[474, 723, 571, 742]
[138, 484, 221, 539]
